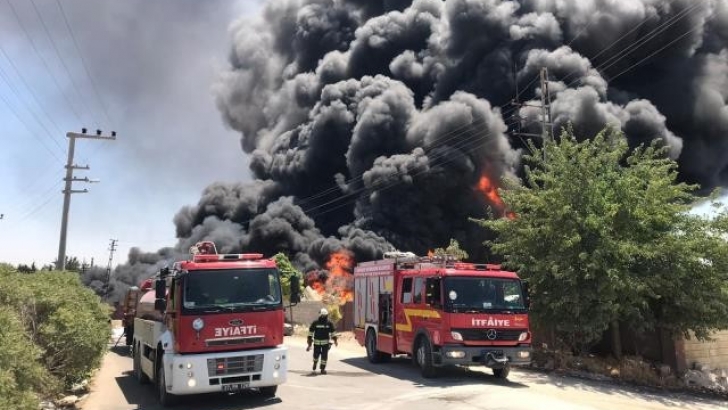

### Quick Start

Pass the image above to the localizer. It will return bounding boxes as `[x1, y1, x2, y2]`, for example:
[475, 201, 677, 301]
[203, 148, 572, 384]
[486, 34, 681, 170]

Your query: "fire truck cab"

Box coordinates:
[354, 252, 532, 379]
[127, 242, 297, 406]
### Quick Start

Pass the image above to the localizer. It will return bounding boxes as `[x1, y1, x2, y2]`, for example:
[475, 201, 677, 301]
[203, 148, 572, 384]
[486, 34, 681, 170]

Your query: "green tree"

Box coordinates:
[273, 252, 303, 299]
[477, 127, 728, 355]
[434, 238, 469, 261]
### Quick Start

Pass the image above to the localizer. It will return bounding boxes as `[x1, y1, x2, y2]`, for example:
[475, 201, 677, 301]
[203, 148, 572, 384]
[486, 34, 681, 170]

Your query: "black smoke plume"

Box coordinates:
[100, 0, 728, 300]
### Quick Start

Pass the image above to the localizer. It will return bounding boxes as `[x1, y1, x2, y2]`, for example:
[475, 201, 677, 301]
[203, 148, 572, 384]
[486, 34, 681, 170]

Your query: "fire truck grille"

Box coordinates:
[205, 336, 265, 347]
[453, 328, 527, 342]
[207, 354, 264, 376]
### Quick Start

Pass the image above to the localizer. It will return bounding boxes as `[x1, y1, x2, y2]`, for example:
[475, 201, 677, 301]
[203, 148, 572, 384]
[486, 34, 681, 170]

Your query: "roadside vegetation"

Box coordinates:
[0, 264, 110, 410]
[477, 126, 728, 392]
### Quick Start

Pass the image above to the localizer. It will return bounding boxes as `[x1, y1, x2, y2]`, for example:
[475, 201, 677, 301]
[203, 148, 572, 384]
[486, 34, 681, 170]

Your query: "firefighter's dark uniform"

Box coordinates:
[307, 310, 338, 374]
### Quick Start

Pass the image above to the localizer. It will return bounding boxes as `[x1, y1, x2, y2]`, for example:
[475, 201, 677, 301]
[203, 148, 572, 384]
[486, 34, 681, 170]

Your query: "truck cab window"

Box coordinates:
[413, 277, 423, 304]
[425, 278, 441, 308]
[401, 277, 413, 304]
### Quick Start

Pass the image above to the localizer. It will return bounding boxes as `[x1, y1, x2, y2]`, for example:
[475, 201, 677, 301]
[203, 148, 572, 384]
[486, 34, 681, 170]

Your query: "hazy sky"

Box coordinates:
[0, 0, 263, 266]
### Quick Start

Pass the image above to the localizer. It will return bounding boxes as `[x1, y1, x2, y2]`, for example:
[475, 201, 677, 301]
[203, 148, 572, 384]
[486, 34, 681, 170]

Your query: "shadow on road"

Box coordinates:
[340, 356, 529, 389]
[109, 345, 132, 358]
[115, 371, 282, 410]
[518, 368, 726, 408]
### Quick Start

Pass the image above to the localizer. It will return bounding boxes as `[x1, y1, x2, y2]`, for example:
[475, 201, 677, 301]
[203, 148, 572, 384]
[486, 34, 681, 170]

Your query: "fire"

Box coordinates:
[475, 174, 515, 220]
[427, 249, 434, 257]
[305, 249, 355, 305]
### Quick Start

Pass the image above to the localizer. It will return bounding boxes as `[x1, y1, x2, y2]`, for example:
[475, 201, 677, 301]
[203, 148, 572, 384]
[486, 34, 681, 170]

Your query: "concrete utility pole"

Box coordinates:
[103, 238, 118, 298]
[56, 129, 116, 271]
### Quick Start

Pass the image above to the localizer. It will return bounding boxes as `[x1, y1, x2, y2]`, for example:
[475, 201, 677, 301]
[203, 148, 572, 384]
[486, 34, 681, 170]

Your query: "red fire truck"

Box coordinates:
[124, 241, 297, 406]
[354, 252, 532, 379]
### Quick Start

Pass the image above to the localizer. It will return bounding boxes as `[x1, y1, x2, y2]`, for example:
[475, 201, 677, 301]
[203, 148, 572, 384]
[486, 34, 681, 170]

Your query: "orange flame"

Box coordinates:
[476, 174, 515, 220]
[427, 249, 434, 257]
[306, 249, 355, 305]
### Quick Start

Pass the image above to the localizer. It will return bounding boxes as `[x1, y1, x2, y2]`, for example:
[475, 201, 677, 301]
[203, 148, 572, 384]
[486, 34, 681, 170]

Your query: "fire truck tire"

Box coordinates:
[259, 386, 278, 398]
[133, 343, 150, 384]
[414, 336, 437, 378]
[493, 365, 510, 379]
[365, 329, 390, 363]
[156, 355, 177, 407]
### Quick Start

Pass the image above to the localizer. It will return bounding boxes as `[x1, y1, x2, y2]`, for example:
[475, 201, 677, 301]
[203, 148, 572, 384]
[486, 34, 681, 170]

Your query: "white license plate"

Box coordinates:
[222, 383, 249, 392]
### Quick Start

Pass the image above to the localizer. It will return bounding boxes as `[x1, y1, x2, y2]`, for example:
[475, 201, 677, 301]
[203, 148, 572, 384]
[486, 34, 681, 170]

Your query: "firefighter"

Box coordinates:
[306, 308, 338, 374]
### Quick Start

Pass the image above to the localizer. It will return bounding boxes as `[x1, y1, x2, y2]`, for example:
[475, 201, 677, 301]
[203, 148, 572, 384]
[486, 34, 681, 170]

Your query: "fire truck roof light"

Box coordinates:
[192, 253, 265, 262]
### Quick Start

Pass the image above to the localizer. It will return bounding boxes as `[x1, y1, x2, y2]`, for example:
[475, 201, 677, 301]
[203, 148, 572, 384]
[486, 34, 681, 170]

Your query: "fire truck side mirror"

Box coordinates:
[154, 278, 166, 312]
[289, 274, 301, 305]
[522, 280, 531, 309]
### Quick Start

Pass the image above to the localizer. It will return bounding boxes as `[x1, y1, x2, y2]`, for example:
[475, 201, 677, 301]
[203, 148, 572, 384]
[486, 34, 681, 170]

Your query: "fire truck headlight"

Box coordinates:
[187, 378, 197, 388]
[187, 371, 194, 378]
[450, 331, 463, 341]
[518, 332, 529, 342]
[192, 318, 205, 331]
[517, 351, 531, 359]
[445, 351, 466, 358]
[273, 371, 279, 379]
[274, 363, 280, 370]
[186, 363, 193, 369]
[275, 355, 281, 361]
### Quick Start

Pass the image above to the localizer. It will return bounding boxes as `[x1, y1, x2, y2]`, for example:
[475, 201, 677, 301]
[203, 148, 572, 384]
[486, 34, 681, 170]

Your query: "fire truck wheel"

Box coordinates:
[365, 329, 390, 363]
[133, 343, 149, 384]
[157, 358, 177, 407]
[493, 365, 510, 379]
[259, 385, 278, 398]
[414, 337, 437, 378]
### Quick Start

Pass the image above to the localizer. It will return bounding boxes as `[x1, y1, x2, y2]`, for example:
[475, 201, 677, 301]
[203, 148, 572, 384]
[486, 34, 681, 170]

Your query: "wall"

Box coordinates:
[677, 330, 728, 371]
[284, 300, 354, 332]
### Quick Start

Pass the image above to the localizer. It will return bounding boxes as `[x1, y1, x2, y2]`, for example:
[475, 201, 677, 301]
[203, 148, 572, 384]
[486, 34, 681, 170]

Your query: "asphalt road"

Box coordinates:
[80, 330, 725, 410]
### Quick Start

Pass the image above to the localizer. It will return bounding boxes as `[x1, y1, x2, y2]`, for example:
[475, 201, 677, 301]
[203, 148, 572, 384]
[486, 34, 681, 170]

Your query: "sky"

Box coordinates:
[0, 0, 263, 266]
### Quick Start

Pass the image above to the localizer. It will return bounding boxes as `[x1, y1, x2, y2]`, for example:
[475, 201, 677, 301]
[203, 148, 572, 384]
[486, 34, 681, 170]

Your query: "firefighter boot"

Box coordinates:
[320, 361, 327, 374]
[312, 359, 318, 372]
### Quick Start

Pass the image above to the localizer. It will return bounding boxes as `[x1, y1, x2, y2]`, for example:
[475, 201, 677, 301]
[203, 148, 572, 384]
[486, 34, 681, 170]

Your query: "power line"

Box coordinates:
[561, 1, 703, 88]
[28, 0, 101, 128]
[55, 0, 113, 127]
[0, 62, 65, 155]
[3, 0, 85, 124]
[232, 107, 520, 226]
[294, 106, 518, 209]
[0, 86, 63, 162]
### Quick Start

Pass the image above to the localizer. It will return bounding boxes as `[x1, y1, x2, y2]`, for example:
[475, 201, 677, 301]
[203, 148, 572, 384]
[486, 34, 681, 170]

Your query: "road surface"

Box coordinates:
[80, 329, 725, 410]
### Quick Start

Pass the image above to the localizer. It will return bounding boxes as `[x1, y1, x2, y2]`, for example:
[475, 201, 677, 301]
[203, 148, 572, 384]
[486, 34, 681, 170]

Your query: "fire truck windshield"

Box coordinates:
[182, 268, 282, 313]
[443, 277, 526, 313]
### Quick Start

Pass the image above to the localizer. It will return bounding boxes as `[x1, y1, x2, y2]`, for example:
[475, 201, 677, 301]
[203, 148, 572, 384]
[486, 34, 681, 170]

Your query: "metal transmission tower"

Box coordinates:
[56, 129, 116, 271]
[511, 67, 554, 157]
[103, 238, 118, 299]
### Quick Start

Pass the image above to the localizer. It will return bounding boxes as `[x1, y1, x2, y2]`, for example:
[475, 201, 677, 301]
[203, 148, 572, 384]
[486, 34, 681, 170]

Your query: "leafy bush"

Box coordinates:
[0, 266, 110, 393]
[0, 306, 52, 410]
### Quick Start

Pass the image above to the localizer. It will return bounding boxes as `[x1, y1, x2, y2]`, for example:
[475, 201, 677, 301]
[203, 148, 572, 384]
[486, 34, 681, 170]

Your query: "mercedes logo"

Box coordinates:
[229, 319, 243, 326]
[486, 329, 497, 340]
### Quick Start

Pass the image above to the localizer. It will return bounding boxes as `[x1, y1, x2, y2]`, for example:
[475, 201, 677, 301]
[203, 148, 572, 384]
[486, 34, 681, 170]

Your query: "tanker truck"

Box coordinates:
[122, 241, 300, 406]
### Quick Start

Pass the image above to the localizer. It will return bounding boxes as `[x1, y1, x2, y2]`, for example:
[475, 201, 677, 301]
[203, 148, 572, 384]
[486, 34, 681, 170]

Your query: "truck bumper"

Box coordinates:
[436, 345, 532, 369]
[164, 345, 288, 395]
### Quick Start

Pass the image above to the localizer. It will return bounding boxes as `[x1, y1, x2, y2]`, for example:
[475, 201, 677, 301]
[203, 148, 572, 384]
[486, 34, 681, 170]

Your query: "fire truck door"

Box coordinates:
[395, 277, 414, 353]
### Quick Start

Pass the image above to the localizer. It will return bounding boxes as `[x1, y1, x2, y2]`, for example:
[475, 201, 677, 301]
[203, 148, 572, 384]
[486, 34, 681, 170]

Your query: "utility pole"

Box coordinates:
[56, 129, 116, 270]
[540, 67, 553, 144]
[510, 67, 553, 159]
[104, 238, 118, 299]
